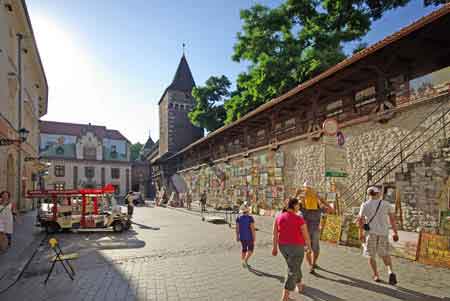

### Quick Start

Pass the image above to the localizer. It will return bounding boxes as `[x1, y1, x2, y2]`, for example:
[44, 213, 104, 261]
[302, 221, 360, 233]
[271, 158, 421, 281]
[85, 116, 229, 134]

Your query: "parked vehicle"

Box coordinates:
[28, 184, 131, 233]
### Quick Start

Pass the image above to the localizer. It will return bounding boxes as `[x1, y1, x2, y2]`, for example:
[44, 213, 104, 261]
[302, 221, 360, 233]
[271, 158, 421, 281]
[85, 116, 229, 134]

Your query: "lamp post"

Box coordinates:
[0, 128, 29, 146]
[17, 32, 24, 210]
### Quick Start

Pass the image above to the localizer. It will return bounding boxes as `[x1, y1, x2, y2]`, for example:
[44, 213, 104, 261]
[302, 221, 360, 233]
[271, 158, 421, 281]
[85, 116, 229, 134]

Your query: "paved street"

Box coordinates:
[1, 207, 449, 301]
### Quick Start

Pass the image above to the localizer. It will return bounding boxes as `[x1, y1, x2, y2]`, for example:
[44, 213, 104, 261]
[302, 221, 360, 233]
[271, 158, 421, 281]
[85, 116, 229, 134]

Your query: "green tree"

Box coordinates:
[189, 76, 229, 132]
[130, 142, 143, 161]
[226, 0, 411, 122]
[191, 0, 441, 128]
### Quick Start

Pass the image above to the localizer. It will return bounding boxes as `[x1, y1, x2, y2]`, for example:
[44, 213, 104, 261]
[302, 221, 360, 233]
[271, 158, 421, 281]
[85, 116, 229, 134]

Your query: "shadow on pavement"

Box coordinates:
[131, 221, 160, 230]
[248, 266, 284, 283]
[79, 230, 146, 250]
[302, 286, 347, 301]
[315, 267, 446, 301]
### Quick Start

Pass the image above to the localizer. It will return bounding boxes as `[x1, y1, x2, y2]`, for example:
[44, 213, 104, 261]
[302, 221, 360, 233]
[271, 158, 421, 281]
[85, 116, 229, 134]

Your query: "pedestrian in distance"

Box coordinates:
[200, 190, 207, 213]
[235, 204, 256, 268]
[186, 191, 192, 210]
[0, 191, 17, 250]
[357, 186, 399, 285]
[126, 191, 134, 219]
[272, 197, 312, 301]
[295, 181, 333, 274]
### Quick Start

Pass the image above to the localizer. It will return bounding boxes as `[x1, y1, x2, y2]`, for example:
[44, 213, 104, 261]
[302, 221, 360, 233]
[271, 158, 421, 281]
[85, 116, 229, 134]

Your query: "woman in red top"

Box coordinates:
[272, 197, 312, 301]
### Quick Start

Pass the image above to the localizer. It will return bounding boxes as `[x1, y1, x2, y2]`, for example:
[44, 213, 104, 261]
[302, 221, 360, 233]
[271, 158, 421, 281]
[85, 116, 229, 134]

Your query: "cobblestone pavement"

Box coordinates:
[1, 207, 449, 301]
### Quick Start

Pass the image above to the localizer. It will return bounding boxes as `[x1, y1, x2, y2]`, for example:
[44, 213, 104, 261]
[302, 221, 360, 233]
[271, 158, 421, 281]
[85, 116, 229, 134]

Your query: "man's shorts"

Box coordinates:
[240, 240, 254, 253]
[363, 234, 390, 258]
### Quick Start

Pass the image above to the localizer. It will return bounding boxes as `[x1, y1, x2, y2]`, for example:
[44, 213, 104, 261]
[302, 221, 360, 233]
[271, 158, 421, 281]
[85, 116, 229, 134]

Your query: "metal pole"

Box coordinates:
[16, 33, 23, 211]
[442, 111, 447, 143]
[400, 142, 404, 174]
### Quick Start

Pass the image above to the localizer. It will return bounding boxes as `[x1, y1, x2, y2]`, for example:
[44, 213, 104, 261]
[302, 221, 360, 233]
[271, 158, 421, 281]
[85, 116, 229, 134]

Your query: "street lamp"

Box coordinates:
[19, 127, 29, 142]
[0, 127, 29, 146]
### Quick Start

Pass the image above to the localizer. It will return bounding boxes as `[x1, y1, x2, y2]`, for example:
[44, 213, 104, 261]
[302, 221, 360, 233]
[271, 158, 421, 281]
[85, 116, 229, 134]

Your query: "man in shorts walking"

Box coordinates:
[357, 186, 399, 285]
[236, 204, 256, 268]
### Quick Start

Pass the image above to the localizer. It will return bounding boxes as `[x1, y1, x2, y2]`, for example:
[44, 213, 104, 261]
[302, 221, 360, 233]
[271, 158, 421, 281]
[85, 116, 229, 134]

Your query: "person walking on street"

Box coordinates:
[126, 192, 134, 219]
[186, 191, 192, 210]
[296, 181, 333, 274]
[0, 191, 17, 249]
[272, 197, 312, 301]
[357, 186, 399, 285]
[200, 191, 207, 212]
[236, 204, 256, 268]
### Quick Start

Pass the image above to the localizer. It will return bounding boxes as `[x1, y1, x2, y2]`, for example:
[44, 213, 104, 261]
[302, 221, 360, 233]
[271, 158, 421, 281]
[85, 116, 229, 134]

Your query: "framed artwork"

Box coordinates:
[260, 173, 268, 186]
[260, 154, 268, 166]
[274, 168, 283, 177]
[275, 151, 284, 167]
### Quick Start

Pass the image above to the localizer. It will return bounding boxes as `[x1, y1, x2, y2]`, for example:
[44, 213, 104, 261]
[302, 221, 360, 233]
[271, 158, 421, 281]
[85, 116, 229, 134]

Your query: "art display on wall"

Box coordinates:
[179, 150, 286, 210]
[320, 215, 342, 244]
[345, 222, 362, 248]
[389, 230, 420, 260]
[440, 210, 450, 235]
[417, 232, 450, 268]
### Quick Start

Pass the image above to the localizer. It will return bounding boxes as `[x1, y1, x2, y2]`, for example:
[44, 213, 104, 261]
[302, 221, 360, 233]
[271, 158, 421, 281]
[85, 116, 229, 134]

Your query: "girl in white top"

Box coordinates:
[0, 191, 16, 247]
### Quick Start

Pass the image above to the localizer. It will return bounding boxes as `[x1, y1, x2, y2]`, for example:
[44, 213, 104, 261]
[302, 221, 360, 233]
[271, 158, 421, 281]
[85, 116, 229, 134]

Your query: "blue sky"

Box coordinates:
[26, 0, 438, 144]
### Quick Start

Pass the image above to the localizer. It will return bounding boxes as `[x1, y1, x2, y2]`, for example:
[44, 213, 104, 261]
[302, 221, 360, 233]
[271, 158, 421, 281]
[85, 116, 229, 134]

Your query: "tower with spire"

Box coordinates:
[158, 54, 204, 157]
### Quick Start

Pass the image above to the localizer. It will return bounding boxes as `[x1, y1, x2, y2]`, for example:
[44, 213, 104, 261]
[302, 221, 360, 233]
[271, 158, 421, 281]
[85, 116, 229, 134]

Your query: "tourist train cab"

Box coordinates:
[28, 184, 131, 233]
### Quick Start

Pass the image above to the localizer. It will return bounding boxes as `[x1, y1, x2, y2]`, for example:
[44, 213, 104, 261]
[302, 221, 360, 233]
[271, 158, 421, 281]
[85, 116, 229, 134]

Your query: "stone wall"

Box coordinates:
[167, 90, 203, 153]
[175, 97, 450, 227]
[396, 147, 450, 233]
[159, 94, 169, 155]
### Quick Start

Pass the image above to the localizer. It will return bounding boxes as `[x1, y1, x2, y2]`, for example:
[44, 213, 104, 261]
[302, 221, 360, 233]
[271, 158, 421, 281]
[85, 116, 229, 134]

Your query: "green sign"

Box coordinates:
[325, 171, 348, 177]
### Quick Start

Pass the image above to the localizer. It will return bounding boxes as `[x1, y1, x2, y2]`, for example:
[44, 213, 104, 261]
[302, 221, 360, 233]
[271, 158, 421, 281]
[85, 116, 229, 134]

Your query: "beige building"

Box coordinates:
[39, 121, 132, 198]
[0, 0, 48, 210]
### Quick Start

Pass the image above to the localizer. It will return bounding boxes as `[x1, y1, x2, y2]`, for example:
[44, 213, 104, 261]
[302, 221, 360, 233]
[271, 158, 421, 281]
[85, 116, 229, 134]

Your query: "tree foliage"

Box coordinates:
[130, 142, 143, 161]
[189, 76, 229, 132]
[189, 0, 440, 129]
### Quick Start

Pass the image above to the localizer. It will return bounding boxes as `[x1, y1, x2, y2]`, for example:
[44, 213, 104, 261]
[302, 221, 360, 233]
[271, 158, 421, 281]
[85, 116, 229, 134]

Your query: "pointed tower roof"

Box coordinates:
[168, 54, 195, 92]
[158, 54, 196, 104]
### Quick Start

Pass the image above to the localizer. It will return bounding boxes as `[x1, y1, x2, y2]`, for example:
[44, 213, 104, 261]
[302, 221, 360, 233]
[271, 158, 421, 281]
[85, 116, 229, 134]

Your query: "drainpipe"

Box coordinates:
[16, 33, 23, 211]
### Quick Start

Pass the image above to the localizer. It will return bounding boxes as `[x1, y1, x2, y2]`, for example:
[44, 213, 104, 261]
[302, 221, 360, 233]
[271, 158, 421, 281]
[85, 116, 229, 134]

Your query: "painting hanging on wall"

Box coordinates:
[275, 151, 284, 167]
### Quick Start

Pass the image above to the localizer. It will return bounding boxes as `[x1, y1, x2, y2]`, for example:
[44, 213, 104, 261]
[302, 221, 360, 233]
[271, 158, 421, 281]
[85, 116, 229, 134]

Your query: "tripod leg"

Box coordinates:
[55, 250, 74, 281]
[44, 250, 59, 284]
[57, 246, 75, 276]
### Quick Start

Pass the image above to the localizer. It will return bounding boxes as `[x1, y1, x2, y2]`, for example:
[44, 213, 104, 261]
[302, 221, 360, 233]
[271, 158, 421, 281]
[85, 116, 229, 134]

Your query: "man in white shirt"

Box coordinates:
[357, 186, 399, 285]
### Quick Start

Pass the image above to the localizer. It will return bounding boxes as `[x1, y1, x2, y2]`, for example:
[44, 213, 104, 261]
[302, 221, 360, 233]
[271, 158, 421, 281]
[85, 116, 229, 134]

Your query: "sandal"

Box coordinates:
[296, 283, 305, 293]
[373, 276, 381, 282]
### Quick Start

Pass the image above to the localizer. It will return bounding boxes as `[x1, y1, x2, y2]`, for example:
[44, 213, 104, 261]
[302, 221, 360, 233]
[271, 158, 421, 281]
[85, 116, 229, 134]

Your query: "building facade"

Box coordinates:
[0, 0, 48, 210]
[39, 121, 132, 197]
[148, 54, 203, 191]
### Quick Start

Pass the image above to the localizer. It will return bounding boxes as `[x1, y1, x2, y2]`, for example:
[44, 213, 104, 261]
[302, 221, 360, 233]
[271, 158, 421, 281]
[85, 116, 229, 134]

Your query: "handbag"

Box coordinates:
[363, 200, 382, 231]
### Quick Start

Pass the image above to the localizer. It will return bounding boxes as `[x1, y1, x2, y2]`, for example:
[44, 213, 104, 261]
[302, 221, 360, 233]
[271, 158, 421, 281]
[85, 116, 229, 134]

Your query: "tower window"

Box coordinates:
[169, 103, 173, 108]
[175, 104, 179, 110]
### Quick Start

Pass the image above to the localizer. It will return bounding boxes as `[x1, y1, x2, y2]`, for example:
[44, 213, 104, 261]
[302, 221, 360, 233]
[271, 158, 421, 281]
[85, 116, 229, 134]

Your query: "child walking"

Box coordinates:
[236, 204, 256, 268]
